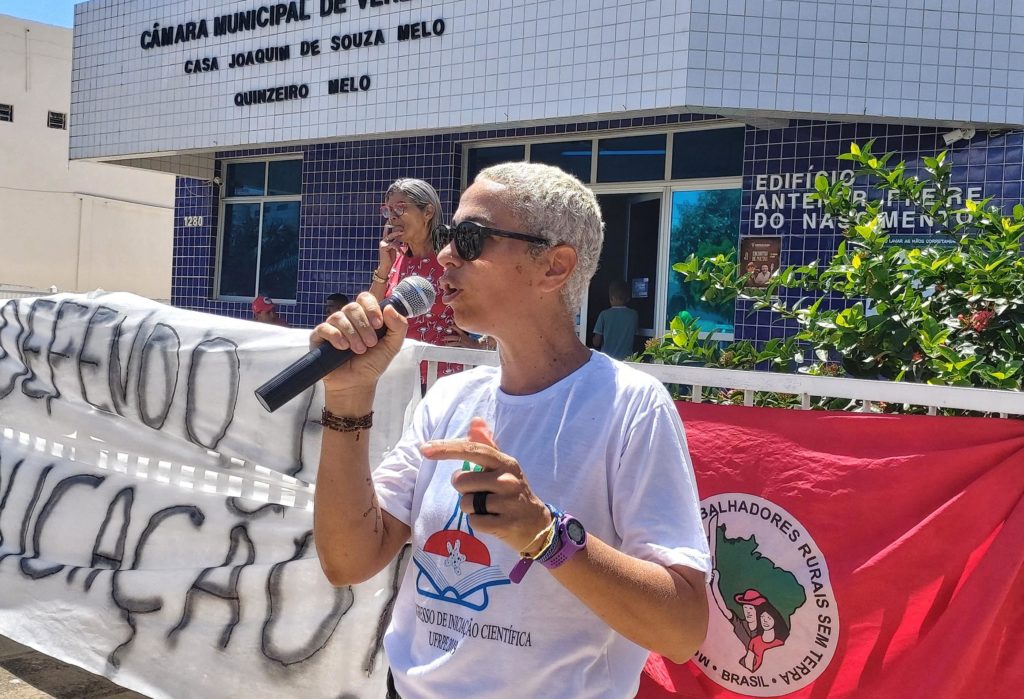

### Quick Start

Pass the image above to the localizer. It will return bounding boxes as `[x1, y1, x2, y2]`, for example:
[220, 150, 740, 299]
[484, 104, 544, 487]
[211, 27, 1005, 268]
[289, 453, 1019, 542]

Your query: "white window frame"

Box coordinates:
[214, 155, 303, 303]
[460, 122, 745, 341]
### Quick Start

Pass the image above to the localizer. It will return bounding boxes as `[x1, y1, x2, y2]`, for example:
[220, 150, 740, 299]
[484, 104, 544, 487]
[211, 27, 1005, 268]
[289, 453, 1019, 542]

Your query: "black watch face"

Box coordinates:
[566, 519, 586, 545]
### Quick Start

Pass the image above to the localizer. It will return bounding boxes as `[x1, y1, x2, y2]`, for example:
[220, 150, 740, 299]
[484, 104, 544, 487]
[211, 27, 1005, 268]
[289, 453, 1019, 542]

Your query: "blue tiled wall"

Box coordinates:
[172, 117, 1024, 341]
[171, 113, 714, 328]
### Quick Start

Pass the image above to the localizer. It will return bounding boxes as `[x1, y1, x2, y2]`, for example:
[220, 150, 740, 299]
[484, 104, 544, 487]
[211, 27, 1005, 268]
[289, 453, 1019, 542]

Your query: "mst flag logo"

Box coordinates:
[696, 494, 839, 696]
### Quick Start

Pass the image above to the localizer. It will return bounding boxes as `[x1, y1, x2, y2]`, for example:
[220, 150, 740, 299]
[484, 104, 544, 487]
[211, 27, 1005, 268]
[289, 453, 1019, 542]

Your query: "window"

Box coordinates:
[0, 104, 12, 122]
[529, 140, 592, 182]
[665, 187, 742, 335]
[672, 127, 744, 179]
[217, 158, 302, 301]
[596, 134, 667, 182]
[463, 125, 745, 340]
[47, 111, 67, 129]
[466, 145, 525, 184]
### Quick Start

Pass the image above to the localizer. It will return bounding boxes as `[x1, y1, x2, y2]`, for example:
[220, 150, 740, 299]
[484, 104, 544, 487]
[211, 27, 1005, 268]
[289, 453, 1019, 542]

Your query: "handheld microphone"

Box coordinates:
[254, 275, 435, 413]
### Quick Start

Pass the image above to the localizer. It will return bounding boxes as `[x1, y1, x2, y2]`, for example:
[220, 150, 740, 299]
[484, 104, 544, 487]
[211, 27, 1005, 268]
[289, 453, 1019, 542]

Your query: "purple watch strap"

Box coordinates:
[540, 515, 586, 570]
[509, 557, 532, 584]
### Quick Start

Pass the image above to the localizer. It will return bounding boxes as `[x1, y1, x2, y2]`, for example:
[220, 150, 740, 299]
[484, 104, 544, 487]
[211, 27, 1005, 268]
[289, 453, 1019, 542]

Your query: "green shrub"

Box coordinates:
[645, 140, 1024, 402]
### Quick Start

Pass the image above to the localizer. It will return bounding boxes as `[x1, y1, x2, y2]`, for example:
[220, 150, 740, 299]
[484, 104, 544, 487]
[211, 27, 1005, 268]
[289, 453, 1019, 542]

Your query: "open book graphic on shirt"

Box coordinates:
[413, 500, 510, 611]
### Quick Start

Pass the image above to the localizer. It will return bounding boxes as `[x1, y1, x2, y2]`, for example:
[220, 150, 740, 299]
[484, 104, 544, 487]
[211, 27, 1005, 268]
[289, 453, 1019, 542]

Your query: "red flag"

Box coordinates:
[639, 403, 1024, 699]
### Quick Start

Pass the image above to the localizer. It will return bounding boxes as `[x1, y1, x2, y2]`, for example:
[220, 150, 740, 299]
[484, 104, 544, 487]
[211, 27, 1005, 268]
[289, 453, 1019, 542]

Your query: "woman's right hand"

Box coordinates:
[377, 224, 401, 273]
[311, 292, 408, 393]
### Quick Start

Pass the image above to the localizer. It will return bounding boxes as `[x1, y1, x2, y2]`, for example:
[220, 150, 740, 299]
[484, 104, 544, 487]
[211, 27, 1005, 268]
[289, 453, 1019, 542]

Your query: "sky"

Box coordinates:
[0, 0, 76, 27]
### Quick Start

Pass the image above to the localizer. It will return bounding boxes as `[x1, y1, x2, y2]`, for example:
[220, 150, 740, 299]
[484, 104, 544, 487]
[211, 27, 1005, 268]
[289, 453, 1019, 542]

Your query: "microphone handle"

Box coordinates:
[254, 326, 386, 413]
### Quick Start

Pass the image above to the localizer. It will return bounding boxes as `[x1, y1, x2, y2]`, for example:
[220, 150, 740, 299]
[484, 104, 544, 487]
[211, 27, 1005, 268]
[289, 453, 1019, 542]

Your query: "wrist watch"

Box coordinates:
[509, 510, 586, 584]
[539, 514, 588, 570]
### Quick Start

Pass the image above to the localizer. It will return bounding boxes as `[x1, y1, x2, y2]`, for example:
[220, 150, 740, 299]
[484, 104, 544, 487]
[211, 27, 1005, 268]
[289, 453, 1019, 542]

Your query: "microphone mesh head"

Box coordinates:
[391, 275, 436, 318]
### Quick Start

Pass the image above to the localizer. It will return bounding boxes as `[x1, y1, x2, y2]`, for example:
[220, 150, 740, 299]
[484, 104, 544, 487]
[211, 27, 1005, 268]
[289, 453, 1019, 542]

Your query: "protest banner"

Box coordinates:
[0, 292, 420, 698]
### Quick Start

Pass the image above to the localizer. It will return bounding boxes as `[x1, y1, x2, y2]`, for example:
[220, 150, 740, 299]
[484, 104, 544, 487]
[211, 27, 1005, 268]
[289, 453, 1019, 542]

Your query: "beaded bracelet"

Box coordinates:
[320, 408, 374, 440]
[371, 269, 388, 285]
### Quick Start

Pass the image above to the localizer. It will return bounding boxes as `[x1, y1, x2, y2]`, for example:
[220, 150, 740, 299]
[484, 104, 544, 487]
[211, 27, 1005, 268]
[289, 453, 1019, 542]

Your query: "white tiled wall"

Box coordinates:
[70, 0, 1024, 161]
[687, 0, 1024, 126]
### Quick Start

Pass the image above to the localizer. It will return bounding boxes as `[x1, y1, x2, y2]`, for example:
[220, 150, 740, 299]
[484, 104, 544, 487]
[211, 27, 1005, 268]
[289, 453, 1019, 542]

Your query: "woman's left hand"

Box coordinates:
[421, 433, 551, 554]
[442, 326, 476, 348]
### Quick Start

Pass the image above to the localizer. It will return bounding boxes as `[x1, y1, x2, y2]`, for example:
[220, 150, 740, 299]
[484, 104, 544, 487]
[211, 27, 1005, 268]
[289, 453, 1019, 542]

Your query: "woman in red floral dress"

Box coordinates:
[367, 179, 488, 382]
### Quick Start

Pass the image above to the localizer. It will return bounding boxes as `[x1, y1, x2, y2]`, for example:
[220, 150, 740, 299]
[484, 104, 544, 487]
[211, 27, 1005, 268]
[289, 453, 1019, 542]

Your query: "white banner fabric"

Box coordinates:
[0, 291, 424, 698]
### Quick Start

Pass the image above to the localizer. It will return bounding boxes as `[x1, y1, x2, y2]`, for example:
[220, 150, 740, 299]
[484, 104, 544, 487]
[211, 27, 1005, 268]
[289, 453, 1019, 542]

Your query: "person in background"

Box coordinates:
[443, 324, 497, 351]
[592, 279, 639, 360]
[325, 293, 350, 319]
[367, 179, 481, 381]
[251, 295, 289, 326]
[311, 162, 709, 698]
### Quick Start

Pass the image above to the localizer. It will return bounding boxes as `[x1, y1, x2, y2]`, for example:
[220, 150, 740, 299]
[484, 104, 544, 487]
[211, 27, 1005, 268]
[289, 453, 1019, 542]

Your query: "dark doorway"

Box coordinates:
[589, 193, 662, 354]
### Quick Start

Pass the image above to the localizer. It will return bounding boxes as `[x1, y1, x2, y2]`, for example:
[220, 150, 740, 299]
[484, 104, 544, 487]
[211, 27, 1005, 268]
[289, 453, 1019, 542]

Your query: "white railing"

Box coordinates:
[417, 344, 1024, 418]
[0, 288, 171, 305]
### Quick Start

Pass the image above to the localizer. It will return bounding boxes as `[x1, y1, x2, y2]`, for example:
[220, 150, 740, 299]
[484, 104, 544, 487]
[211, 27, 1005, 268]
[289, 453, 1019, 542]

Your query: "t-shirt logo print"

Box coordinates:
[444, 540, 466, 575]
[414, 497, 510, 611]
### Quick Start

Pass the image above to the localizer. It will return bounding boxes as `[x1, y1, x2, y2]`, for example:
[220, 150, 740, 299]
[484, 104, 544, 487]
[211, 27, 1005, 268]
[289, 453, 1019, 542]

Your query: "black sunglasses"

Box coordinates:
[432, 221, 550, 261]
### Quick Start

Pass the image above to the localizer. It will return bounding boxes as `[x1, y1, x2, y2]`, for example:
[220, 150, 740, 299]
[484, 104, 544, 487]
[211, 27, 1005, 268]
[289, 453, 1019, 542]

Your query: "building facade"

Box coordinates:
[69, 0, 1024, 338]
[0, 14, 176, 300]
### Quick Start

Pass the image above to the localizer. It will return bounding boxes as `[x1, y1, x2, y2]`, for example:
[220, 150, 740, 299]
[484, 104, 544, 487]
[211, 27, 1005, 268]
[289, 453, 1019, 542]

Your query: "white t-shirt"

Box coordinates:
[374, 351, 710, 699]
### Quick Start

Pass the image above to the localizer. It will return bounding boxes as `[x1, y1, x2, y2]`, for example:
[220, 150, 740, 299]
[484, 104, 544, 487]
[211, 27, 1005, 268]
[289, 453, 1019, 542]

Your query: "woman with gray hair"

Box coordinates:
[369, 178, 445, 293]
[366, 179, 482, 381]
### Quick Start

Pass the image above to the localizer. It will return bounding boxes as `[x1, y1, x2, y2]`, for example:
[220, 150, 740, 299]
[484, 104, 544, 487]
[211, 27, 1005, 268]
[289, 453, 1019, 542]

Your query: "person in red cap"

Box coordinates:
[251, 296, 289, 326]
